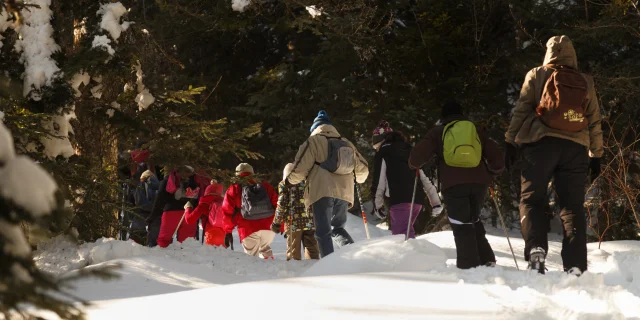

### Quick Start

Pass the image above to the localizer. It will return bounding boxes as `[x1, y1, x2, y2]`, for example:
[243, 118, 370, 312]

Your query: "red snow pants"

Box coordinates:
[157, 210, 197, 248]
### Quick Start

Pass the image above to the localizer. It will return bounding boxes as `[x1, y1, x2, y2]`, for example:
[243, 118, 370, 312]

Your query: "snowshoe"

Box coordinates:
[485, 261, 496, 268]
[528, 247, 546, 275]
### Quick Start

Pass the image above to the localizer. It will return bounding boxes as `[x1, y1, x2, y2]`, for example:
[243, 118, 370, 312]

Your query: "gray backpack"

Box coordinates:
[317, 136, 356, 175]
[240, 183, 274, 220]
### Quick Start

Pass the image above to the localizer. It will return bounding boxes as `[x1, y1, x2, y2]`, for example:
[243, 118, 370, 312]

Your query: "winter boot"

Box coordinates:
[528, 247, 546, 274]
[484, 261, 496, 268]
[566, 267, 582, 277]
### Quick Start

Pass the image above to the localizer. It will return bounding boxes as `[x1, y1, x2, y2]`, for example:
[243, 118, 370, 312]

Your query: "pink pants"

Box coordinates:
[157, 210, 197, 248]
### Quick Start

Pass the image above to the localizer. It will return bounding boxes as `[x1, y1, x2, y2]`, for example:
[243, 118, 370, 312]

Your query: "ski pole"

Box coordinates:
[406, 169, 419, 241]
[354, 176, 371, 240]
[201, 217, 207, 245]
[172, 212, 186, 242]
[489, 187, 520, 270]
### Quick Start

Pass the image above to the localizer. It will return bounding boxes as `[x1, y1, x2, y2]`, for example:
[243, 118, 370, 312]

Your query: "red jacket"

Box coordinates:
[222, 179, 277, 241]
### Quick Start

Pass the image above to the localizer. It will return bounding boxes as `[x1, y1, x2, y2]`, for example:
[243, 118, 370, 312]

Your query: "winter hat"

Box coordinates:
[235, 163, 254, 176]
[441, 100, 463, 119]
[310, 110, 332, 133]
[140, 170, 155, 181]
[371, 120, 393, 148]
[204, 181, 223, 197]
[282, 163, 295, 182]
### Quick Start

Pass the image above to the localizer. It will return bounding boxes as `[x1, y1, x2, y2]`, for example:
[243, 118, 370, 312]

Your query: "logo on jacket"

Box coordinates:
[563, 109, 585, 123]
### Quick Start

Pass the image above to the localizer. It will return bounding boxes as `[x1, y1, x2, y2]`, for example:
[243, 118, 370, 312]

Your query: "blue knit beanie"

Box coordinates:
[310, 110, 332, 133]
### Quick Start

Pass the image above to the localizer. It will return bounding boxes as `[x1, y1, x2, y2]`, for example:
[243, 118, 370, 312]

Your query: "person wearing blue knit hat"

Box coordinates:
[310, 110, 332, 132]
[287, 110, 369, 258]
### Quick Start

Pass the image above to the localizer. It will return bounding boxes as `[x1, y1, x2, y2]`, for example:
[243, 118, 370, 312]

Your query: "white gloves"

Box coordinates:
[432, 205, 443, 216]
[184, 201, 193, 210]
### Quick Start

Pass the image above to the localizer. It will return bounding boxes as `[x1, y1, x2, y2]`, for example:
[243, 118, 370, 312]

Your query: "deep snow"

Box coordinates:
[33, 213, 640, 319]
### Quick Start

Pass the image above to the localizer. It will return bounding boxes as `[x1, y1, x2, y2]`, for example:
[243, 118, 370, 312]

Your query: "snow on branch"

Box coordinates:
[40, 108, 77, 159]
[13, 0, 61, 101]
[97, 2, 131, 42]
[134, 61, 155, 111]
[306, 6, 323, 18]
[232, 0, 251, 12]
[0, 8, 14, 49]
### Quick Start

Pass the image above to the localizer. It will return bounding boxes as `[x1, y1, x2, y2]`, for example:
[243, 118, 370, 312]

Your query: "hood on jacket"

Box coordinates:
[204, 183, 223, 197]
[310, 124, 341, 138]
[543, 35, 578, 69]
[283, 163, 294, 182]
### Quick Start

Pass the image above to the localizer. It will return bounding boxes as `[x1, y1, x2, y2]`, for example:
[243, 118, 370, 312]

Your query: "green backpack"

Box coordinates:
[442, 120, 482, 168]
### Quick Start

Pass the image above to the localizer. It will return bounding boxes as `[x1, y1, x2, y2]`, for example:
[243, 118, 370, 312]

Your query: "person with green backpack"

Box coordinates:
[409, 101, 504, 269]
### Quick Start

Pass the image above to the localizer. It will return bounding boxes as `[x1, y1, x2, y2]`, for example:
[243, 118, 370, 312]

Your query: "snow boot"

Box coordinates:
[484, 261, 496, 268]
[566, 267, 582, 277]
[528, 247, 546, 274]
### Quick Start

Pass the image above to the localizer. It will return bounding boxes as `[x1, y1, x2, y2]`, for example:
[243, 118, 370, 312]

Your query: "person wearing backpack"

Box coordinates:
[132, 170, 159, 245]
[370, 121, 443, 238]
[287, 111, 369, 258]
[271, 163, 320, 260]
[184, 181, 226, 247]
[147, 165, 201, 248]
[505, 36, 603, 276]
[409, 101, 504, 270]
[222, 163, 278, 259]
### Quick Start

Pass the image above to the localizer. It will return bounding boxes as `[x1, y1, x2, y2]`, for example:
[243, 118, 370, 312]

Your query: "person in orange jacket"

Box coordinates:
[222, 163, 278, 259]
[184, 181, 226, 247]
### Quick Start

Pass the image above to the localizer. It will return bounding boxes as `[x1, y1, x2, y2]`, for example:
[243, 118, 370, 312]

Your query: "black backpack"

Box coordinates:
[240, 183, 274, 220]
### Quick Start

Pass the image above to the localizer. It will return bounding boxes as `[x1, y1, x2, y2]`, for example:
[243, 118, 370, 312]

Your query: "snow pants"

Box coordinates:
[204, 225, 226, 247]
[129, 210, 149, 245]
[389, 203, 423, 239]
[286, 229, 320, 260]
[442, 184, 496, 269]
[157, 210, 198, 248]
[520, 137, 588, 272]
[312, 197, 355, 258]
[242, 230, 275, 258]
[147, 218, 161, 248]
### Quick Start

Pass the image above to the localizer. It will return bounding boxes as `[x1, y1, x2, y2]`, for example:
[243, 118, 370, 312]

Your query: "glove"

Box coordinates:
[504, 142, 519, 171]
[373, 206, 386, 219]
[184, 201, 193, 210]
[271, 223, 282, 234]
[224, 233, 233, 249]
[589, 157, 601, 182]
[432, 205, 443, 216]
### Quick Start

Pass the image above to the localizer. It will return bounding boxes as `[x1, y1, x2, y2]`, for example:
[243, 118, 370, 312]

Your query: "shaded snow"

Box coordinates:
[0, 122, 15, 162]
[92, 35, 115, 56]
[0, 156, 58, 216]
[96, 2, 129, 42]
[231, 0, 251, 12]
[0, 219, 31, 258]
[70, 72, 91, 97]
[14, 0, 61, 100]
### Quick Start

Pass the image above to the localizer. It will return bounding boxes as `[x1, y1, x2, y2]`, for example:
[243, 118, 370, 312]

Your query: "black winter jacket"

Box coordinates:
[147, 177, 199, 222]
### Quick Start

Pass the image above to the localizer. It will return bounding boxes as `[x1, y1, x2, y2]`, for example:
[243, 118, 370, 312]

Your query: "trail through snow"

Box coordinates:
[34, 213, 640, 319]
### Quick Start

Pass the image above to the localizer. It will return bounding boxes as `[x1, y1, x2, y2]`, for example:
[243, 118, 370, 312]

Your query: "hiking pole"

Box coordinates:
[354, 177, 371, 240]
[406, 169, 419, 241]
[489, 187, 520, 270]
[172, 212, 186, 243]
[201, 217, 207, 245]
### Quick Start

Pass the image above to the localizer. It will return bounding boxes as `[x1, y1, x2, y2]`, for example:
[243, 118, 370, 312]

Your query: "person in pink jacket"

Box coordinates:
[184, 181, 227, 247]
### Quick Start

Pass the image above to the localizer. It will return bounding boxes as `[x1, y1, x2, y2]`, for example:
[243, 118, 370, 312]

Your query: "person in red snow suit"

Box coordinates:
[148, 166, 201, 248]
[184, 181, 227, 247]
[222, 163, 278, 259]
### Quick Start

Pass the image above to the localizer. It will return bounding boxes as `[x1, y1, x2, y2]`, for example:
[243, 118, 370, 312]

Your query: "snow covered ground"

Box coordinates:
[34, 213, 640, 319]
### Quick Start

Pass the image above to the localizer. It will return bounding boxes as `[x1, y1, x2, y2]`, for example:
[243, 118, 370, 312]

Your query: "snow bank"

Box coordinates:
[303, 235, 447, 277]
[14, 0, 61, 100]
[0, 156, 58, 216]
[34, 236, 315, 279]
[231, 0, 251, 12]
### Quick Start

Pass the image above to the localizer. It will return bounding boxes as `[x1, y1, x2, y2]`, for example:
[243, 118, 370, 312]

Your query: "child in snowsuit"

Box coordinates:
[271, 163, 320, 260]
[132, 170, 159, 245]
[370, 121, 443, 238]
[184, 181, 226, 247]
[409, 101, 504, 269]
[222, 163, 278, 259]
[147, 166, 200, 248]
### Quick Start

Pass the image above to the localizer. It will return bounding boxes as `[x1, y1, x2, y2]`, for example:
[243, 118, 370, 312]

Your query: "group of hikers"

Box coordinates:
[122, 35, 602, 276]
